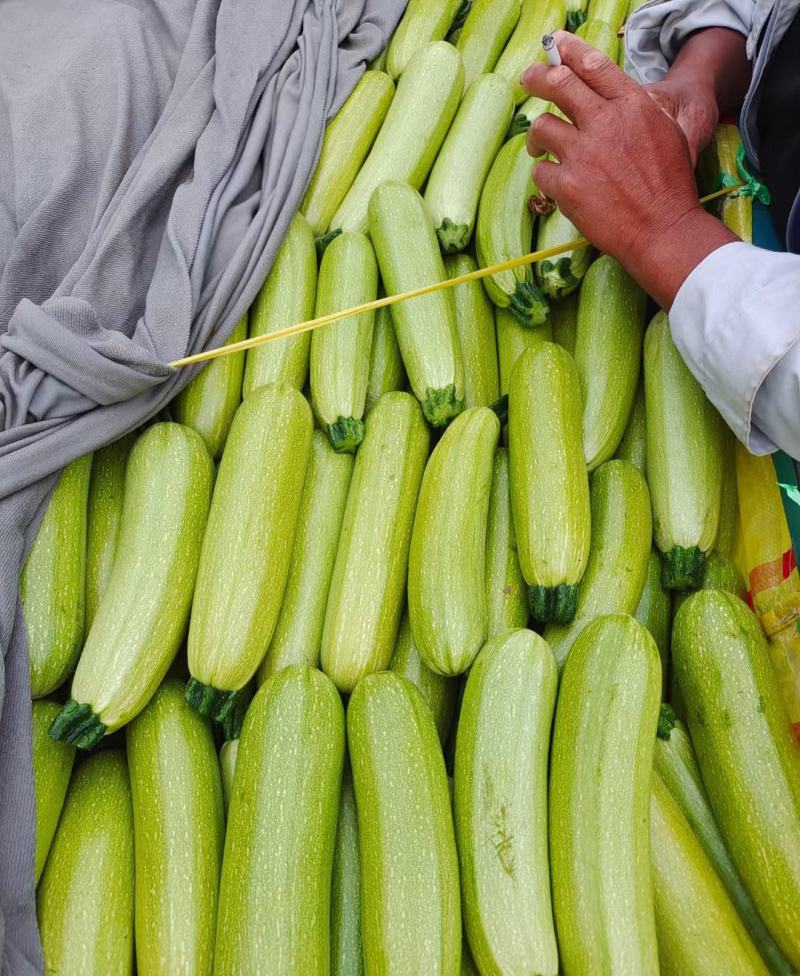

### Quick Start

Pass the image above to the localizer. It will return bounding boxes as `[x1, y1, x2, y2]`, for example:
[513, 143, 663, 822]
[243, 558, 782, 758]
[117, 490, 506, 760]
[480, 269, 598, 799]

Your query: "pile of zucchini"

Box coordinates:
[22, 1, 800, 974]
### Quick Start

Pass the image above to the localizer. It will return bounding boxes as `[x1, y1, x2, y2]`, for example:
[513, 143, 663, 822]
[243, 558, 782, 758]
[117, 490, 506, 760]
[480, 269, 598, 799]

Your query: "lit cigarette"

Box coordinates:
[542, 33, 561, 66]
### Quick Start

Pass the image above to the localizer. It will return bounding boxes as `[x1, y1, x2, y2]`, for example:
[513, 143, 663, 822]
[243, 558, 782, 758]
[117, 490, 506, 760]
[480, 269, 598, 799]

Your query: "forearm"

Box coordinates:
[665, 27, 751, 115]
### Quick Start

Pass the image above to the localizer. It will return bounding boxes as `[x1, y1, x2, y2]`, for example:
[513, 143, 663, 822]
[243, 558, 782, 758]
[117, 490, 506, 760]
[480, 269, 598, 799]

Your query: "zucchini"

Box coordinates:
[545, 459, 652, 667]
[650, 772, 772, 976]
[369, 180, 465, 426]
[186, 384, 312, 727]
[310, 231, 378, 452]
[425, 74, 515, 253]
[672, 591, 800, 969]
[476, 133, 549, 327]
[364, 305, 407, 414]
[585, 0, 627, 32]
[634, 549, 672, 686]
[22, 454, 92, 698]
[550, 290, 578, 356]
[321, 392, 430, 692]
[370, 47, 387, 72]
[655, 706, 798, 976]
[644, 312, 724, 589]
[716, 426, 740, 559]
[575, 255, 646, 470]
[37, 751, 134, 976]
[51, 425, 213, 748]
[258, 431, 354, 681]
[390, 613, 459, 745]
[331, 42, 463, 236]
[485, 447, 529, 636]
[535, 208, 595, 301]
[508, 342, 590, 624]
[456, 0, 522, 87]
[174, 315, 247, 460]
[32, 699, 75, 884]
[409, 406, 500, 675]
[348, 671, 461, 975]
[219, 738, 238, 816]
[85, 435, 133, 631]
[549, 614, 662, 976]
[577, 16, 620, 57]
[302, 71, 395, 237]
[509, 93, 551, 138]
[615, 380, 647, 477]
[567, 0, 589, 30]
[455, 630, 559, 976]
[672, 550, 748, 620]
[386, 0, 462, 78]
[494, 0, 567, 103]
[215, 666, 345, 975]
[243, 213, 317, 395]
[704, 124, 752, 242]
[331, 771, 363, 976]
[496, 307, 552, 396]
[445, 253, 500, 408]
[127, 679, 224, 976]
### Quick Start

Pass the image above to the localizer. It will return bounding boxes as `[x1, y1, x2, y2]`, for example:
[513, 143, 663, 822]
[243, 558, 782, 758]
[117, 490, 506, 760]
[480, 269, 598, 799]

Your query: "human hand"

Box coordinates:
[644, 76, 719, 166]
[521, 31, 736, 309]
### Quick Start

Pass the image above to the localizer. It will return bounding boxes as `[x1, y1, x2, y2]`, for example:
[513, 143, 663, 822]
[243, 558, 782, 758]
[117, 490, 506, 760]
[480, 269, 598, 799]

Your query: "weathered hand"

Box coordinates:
[521, 30, 736, 309]
[644, 77, 719, 166]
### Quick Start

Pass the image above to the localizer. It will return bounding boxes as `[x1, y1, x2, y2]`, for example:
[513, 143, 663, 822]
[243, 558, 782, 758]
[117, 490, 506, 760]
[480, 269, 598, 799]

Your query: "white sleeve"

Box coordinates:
[669, 241, 800, 459]
[625, 0, 756, 84]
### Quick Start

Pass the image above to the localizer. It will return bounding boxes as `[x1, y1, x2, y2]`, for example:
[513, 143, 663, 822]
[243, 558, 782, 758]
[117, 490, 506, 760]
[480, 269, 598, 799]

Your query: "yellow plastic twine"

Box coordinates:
[169, 181, 745, 370]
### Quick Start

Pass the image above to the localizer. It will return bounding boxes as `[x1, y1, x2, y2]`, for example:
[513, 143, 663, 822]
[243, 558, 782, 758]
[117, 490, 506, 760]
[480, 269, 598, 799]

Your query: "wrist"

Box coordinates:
[626, 207, 738, 309]
[669, 28, 751, 115]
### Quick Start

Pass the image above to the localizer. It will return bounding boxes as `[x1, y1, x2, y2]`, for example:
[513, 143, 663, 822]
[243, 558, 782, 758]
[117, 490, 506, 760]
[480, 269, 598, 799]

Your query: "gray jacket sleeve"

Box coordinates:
[626, 0, 756, 82]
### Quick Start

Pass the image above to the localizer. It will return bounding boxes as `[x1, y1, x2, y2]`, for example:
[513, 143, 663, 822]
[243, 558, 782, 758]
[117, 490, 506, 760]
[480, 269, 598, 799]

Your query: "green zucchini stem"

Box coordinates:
[489, 394, 509, 426]
[422, 384, 464, 428]
[538, 257, 580, 300]
[327, 417, 364, 454]
[436, 218, 471, 255]
[49, 700, 106, 751]
[662, 546, 706, 591]
[657, 703, 677, 740]
[314, 228, 342, 256]
[185, 678, 249, 738]
[565, 9, 587, 31]
[529, 583, 578, 625]
[509, 280, 550, 328]
[508, 113, 531, 139]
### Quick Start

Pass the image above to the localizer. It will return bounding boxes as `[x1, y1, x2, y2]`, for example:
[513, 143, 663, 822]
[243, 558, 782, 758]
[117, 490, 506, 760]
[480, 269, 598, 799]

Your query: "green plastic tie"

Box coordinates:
[716, 143, 771, 205]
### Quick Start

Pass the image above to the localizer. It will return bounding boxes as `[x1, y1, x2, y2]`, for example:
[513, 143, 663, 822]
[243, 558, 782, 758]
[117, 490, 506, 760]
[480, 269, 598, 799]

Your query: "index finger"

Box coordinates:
[551, 29, 640, 100]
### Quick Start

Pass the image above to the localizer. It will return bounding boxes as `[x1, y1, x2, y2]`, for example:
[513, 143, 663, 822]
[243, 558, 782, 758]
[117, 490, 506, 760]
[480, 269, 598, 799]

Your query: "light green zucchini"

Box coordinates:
[644, 312, 724, 589]
[348, 671, 461, 976]
[364, 305, 407, 414]
[127, 680, 224, 976]
[409, 407, 500, 675]
[302, 71, 395, 237]
[243, 213, 317, 395]
[615, 379, 647, 477]
[494, 0, 567, 102]
[444, 254, 500, 409]
[650, 772, 771, 976]
[174, 316, 246, 460]
[51, 425, 213, 748]
[496, 306, 552, 396]
[716, 425, 740, 559]
[391, 614, 459, 745]
[672, 591, 800, 969]
[369, 180, 465, 426]
[331, 772, 364, 976]
[508, 342, 590, 624]
[386, 0, 462, 77]
[655, 706, 798, 976]
[258, 431, 354, 681]
[672, 550, 748, 620]
[370, 47, 388, 71]
[545, 459, 652, 668]
[587, 0, 628, 32]
[425, 74, 514, 253]
[549, 290, 578, 356]
[23, 454, 92, 698]
[476, 133, 549, 327]
[321, 392, 430, 692]
[331, 42, 463, 236]
[310, 231, 378, 452]
[577, 16, 620, 57]
[550, 614, 662, 976]
[37, 751, 134, 976]
[485, 448, 529, 636]
[219, 738, 238, 816]
[575, 255, 646, 470]
[455, 630, 559, 976]
[32, 700, 75, 884]
[634, 549, 671, 686]
[535, 210, 595, 301]
[215, 666, 345, 976]
[186, 384, 312, 727]
[456, 0, 522, 86]
[85, 435, 133, 631]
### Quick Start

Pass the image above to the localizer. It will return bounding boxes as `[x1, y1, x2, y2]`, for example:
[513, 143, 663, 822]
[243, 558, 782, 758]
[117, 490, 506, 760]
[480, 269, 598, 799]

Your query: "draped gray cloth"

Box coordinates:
[0, 0, 405, 971]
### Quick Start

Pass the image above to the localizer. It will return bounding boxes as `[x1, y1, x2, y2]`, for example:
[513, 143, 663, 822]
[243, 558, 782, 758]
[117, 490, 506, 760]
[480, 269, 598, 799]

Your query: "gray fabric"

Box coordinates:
[0, 0, 405, 971]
